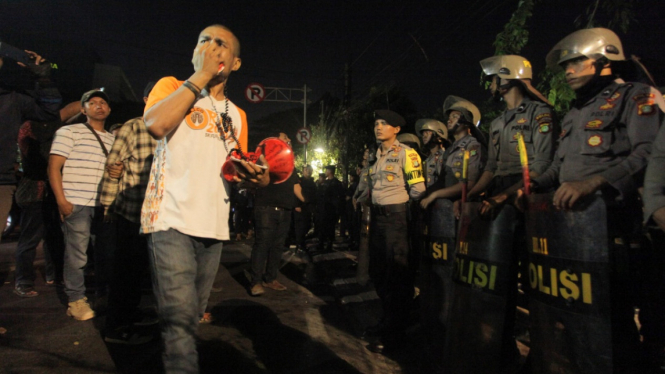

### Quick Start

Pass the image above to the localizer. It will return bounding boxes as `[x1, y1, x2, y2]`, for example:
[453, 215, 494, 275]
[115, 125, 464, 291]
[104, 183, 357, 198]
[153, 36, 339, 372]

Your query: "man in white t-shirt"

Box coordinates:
[141, 24, 269, 373]
[48, 89, 114, 321]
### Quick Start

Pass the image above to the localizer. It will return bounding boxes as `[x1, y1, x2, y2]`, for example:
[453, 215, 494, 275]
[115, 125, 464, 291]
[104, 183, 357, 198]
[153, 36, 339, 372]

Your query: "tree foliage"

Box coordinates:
[575, 0, 637, 33]
[493, 0, 536, 56]
[486, 0, 636, 122]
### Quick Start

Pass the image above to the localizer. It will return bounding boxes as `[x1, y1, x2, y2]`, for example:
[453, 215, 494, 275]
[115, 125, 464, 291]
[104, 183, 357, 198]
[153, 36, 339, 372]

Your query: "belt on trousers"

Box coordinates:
[260, 205, 291, 211]
[372, 203, 407, 215]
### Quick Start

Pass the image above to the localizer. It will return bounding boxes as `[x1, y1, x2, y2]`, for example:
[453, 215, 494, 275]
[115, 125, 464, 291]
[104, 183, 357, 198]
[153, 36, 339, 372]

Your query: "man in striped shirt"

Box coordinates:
[48, 89, 114, 321]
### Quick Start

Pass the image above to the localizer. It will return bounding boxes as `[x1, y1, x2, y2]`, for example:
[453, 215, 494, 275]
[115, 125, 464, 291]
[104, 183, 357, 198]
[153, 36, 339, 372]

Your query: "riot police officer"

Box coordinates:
[464, 55, 556, 211]
[445, 56, 555, 372]
[530, 28, 664, 373]
[364, 109, 425, 354]
[416, 98, 484, 373]
[420, 96, 484, 208]
[643, 108, 665, 371]
[397, 133, 422, 156]
[416, 119, 448, 188]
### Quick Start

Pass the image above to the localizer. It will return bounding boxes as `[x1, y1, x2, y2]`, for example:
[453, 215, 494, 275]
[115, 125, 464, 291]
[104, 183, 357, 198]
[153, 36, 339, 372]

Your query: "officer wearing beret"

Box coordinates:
[364, 109, 425, 353]
[532, 28, 665, 372]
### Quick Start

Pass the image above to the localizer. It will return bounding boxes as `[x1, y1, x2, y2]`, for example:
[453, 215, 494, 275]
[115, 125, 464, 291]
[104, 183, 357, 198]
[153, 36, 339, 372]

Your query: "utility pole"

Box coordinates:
[251, 85, 311, 162]
[342, 62, 351, 185]
[303, 84, 308, 164]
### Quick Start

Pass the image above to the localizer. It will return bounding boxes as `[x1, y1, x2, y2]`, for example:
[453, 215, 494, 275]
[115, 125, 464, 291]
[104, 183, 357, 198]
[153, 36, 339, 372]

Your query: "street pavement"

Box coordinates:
[0, 234, 426, 374]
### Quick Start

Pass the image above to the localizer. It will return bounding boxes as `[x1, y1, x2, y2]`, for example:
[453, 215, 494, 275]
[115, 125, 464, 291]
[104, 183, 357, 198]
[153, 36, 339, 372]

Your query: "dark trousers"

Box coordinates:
[349, 202, 361, 246]
[369, 208, 414, 331]
[15, 200, 63, 285]
[95, 217, 116, 296]
[640, 229, 665, 347]
[294, 205, 312, 248]
[106, 216, 149, 329]
[250, 206, 291, 285]
[320, 205, 338, 245]
[234, 205, 251, 235]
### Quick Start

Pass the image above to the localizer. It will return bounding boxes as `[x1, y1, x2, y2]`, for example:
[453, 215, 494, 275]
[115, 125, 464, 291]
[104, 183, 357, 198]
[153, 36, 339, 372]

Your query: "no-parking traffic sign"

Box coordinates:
[296, 127, 311, 144]
[245, 83, 265, 103]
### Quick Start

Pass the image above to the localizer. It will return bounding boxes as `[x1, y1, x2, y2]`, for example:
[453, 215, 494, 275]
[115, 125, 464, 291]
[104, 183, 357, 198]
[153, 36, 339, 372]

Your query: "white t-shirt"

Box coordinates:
[140, 77, 248, 240]
[50, 123, 114, 207]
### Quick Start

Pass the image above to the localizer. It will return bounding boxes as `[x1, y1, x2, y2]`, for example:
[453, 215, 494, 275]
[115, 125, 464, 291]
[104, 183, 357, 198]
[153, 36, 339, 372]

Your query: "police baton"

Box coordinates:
[517, 132, 531, 196]
[461, 149, 470, 203]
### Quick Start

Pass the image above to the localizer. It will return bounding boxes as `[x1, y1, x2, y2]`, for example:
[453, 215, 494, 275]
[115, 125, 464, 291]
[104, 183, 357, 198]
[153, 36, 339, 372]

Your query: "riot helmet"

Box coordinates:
[397, 133, 422, 153]
[546, 28, 625, 71]
[547, 27, 656, 87]
[442, 95, 486, 145]
[415, 119, 448, 146]
[480, 55, 552, 105]
[480, 55, 532, 80]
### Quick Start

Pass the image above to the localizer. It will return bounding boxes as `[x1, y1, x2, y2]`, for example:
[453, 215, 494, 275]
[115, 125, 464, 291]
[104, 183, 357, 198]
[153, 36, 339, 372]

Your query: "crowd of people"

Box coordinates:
[1, 23, 665, 374]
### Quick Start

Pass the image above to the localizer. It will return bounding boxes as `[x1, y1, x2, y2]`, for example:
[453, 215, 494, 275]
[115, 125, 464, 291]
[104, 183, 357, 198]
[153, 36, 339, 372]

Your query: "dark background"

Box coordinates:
[1, 0, 663, 139]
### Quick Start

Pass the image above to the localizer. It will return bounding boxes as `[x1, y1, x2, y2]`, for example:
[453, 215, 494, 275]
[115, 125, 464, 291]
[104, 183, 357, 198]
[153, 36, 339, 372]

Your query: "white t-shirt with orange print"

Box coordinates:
[140, 77, 248, 240]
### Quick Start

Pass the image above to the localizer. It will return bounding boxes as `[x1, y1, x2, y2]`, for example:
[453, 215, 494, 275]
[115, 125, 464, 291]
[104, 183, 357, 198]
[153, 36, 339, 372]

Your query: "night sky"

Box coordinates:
[1, 0, 664, 129]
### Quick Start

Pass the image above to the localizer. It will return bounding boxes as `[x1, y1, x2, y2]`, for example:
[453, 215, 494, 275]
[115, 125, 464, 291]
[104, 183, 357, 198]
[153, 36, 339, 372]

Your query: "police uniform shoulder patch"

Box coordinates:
[587, 135, 603, 147]
[633, 93, 655, 103]
[639, 103, 655, 116]
[538, 123, 551, 133]
[634, 92, 656, 116]
[586, 120, 603, 129]
[536, 112, 551, 121]
[599, 101, 616, 110]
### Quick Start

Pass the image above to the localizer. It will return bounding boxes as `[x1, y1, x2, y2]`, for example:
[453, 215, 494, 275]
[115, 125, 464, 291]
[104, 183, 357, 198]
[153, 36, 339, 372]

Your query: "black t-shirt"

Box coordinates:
[254, 171, 300, 209]
[300, 176, 317, 205]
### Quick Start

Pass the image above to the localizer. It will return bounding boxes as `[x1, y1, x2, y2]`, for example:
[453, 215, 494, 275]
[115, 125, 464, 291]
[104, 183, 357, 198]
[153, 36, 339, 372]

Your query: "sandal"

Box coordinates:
[14, 285, 39, 298]
[45, 280, 64, 287]
[199, 312, 214, 324]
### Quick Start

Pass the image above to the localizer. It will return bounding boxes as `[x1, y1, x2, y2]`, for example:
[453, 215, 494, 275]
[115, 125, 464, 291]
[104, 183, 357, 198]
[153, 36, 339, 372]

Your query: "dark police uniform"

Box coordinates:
[537, 81, 663, 198]
[425, 148, 445, 188]
[485, 96, 555, 193]
[368, 138, 425, 335]
[534, 79, 664, 371]
[642, 104, 665, 363]
[442, 134, 483, 190]
[420, 133, 483, 371]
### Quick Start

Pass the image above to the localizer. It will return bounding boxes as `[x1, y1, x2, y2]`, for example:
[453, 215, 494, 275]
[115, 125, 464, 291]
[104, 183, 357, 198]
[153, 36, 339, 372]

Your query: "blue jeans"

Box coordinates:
[250, 206, 291, 285]
[62, 205, 103, 302]
[148, 229, 223, 374]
